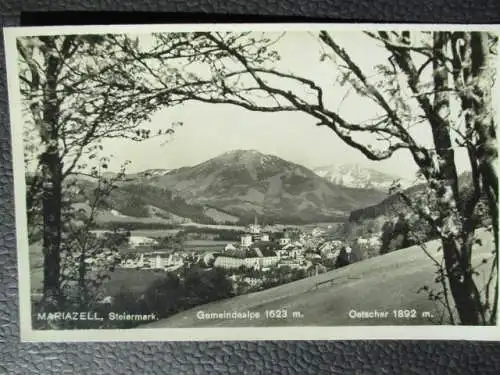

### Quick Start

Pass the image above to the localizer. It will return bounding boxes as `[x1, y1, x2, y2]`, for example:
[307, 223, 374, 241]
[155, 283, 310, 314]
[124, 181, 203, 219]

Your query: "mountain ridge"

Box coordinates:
[313, 163, 412, 191]
[74, 150, 390, 226]
[143, 150, 388, 221]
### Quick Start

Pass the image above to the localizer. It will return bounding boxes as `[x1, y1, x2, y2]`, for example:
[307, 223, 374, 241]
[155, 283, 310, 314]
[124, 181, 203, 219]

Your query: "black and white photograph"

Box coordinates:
[3, 24, 499, 341]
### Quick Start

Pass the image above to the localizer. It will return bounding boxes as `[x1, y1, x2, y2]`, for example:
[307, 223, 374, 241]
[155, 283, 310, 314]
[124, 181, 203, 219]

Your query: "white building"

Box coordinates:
[151, 255, 164, 269]
[121, 253, 146, 268]
[260, 233, 270, 242]
[225, 243, 237, 251]
[137, 254, 145, 268]
[120, 259, 137, 268]
[214, 255, 279, 270]
[128, 236, 159, 248]
[241, 234, 253, 247]
[289, 248, 304, 260]
[319, 240, 344, 257]
[278, 259, 303, 269]
[248, 216, 262, 234]
[311, 228, 324, 237]
[276, 249, 288, 258]
[248, 224, 261, 235]
[279, 237, 291, 246]
[166, 254, 184, 266]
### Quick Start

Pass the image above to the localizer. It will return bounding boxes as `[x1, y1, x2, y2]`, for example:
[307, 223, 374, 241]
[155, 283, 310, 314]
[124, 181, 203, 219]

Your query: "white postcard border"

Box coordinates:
[3, 22, 500, 342]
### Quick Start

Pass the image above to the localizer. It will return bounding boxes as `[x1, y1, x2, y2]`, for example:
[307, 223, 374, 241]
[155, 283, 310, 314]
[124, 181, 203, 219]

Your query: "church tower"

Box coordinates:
[249, 214, 261, 241]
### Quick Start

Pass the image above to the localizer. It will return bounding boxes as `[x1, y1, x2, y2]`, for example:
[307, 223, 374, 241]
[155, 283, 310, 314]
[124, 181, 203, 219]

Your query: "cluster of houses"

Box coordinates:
[120, 252, 186, 271]
[104, 217, 384, 277]
[213, 218, 308, 271]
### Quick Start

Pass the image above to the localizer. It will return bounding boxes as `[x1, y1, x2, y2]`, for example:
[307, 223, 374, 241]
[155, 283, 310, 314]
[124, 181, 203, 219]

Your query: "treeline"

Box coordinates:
[236, 214, 347, 226]
[93, 222, 178, 230]
[104, 184, 216, 223]
[181, 226, 244, 241]
[73, 178, 350, 227]
[78, 181, 221, 224]
[349, 184, 425, 222]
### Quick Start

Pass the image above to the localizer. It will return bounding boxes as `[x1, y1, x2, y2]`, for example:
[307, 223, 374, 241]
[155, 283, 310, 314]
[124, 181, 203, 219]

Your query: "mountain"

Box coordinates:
[127, 150, 388, 224]
[348, 183, 426, 223]
[313, 163, 411, 192]
[72, 150, 390, 226]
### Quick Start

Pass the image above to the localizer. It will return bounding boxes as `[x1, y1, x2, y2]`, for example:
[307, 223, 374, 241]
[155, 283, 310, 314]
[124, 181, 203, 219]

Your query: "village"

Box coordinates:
[94, 218, 384, 294]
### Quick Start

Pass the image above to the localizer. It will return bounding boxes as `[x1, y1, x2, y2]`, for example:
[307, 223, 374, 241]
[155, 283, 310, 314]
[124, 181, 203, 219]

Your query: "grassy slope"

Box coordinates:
[144, 228, 494, 327]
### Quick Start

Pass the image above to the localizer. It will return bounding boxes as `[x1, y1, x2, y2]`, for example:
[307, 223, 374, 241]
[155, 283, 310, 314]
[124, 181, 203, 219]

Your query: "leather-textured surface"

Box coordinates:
[1, 1, 500, 374]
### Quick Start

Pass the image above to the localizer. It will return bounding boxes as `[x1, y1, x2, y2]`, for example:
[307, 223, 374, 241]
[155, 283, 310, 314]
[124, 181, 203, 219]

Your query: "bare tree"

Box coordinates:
[129, 30, 498, 325]
[18, 34, 204, 308]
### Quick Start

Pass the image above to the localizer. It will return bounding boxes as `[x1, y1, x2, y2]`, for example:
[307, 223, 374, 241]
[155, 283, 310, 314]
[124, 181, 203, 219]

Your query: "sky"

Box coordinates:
[101, 102, 431, 179]
[37, 30, 479, 180]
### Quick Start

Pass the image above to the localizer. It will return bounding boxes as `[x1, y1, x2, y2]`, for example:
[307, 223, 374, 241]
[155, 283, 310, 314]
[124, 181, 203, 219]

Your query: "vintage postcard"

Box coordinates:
[3, 23, 500, 342]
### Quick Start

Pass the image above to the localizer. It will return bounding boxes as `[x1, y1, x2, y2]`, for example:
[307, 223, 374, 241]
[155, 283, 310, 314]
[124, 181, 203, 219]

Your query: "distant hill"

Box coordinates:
[74, 181, 240, 228]
[135, 150, 388, 223]
[72, 150, 388, 226]
[348, 184, 425, 223]
[348, 172, 477, 223]
[313, 163, 412, 192]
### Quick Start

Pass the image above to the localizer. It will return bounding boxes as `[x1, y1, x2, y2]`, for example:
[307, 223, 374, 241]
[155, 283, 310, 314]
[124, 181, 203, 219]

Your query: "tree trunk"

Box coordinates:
[40, 42, 64, 306]
[41, 149, 63, 305]
[442, 236, 484, 324]
[431, 32, 484, 325]
[470, 32, 498, 248]
[432, 32, 460, 197]
[78, 238, 89, 308]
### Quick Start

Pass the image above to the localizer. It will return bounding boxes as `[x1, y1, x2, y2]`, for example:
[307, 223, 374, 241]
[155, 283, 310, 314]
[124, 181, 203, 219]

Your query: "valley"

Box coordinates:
[72, 150, 392, 228]
[28, 149, 493, 330]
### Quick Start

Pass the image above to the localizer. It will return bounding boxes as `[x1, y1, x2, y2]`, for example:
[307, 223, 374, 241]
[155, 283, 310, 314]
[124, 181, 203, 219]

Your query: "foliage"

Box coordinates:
[335, 247, 351, 269]
[105, 266, 233, 328]
[130, 30, 498, 325]
[153, 235, 185, 251]
[22, 30, 498, 327]
[19, 34, 224, 314]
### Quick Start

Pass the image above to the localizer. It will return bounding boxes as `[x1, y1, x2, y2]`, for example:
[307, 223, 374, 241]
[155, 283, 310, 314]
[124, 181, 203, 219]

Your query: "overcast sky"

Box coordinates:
[80, 31, 475, 179]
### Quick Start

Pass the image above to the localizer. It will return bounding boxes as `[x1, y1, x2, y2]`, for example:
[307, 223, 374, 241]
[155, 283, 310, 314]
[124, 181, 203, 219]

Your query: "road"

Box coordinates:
[144, 229, 494, 327]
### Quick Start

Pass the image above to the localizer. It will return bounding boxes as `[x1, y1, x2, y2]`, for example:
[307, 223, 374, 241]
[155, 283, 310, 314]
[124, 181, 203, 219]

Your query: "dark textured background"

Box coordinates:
[1, 1, 500, 374]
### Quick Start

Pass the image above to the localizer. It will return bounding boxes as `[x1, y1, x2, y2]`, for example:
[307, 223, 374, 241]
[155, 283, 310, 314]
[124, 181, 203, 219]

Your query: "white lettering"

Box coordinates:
[348, 309, 389, 319]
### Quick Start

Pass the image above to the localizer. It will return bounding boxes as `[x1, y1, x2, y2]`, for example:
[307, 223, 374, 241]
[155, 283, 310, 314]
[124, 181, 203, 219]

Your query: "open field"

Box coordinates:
[180, 223, 245, 230]
[89, 229, 182, 238]
[144, 228, 495, 327]
[129, 229, 182, 237]
[184, 240, 228, 250]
